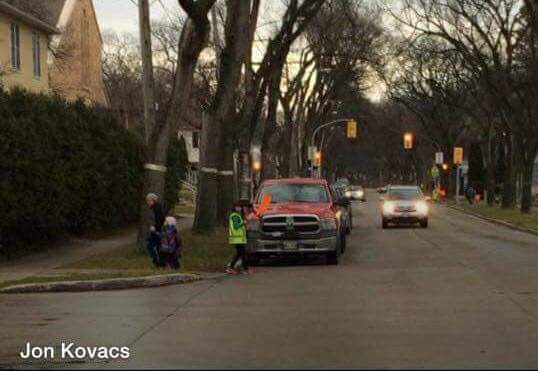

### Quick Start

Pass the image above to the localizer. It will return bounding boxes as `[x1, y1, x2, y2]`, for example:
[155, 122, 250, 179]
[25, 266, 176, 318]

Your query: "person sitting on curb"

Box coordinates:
[227, 201, 251, 275]
[159, 216, 182, 270]
[145, 193, 165, 268]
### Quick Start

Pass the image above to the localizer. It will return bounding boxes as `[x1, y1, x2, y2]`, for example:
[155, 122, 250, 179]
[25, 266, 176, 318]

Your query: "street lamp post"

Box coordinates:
[309, 118, 355, 178]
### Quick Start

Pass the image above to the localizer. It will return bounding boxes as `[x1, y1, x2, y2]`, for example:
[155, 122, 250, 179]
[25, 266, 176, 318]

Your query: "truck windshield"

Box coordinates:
[256, 184, 329, 203]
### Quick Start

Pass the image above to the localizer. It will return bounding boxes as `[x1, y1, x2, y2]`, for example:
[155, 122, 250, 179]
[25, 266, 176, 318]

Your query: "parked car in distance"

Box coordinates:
[346, 185, 366, 201]
[380, 185, 430, 229]
[246, 178, 349, 265]
[331, 184, 353, 235]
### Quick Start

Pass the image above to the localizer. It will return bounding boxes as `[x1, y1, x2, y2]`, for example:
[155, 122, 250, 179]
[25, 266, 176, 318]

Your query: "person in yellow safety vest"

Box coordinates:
[432, 187, 440, 203]
[227, 202, 250, 275]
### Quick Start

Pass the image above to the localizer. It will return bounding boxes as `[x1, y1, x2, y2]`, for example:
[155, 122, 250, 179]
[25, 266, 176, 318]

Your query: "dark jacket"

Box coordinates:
[151, 201, 165, 232]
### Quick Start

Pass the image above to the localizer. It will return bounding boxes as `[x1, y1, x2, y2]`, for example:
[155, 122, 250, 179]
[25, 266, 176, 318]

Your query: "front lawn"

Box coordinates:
[61, 228, 233, 273]
[455, 202, 538, 231]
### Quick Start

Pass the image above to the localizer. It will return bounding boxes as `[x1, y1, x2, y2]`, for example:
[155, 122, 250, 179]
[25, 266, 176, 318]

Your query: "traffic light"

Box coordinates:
[453, 147, 463, 165]
[346, 119, 357, 139]
[313, 151, 322, 167]
[403, 132, 414, 149]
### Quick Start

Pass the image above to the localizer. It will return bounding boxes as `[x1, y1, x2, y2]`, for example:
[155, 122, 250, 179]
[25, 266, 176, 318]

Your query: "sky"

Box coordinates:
[94, 0, 181, 35]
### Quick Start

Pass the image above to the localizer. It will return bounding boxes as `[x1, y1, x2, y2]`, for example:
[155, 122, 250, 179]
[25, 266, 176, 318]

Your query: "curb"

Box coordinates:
[445, 204, 538, 237]
[0, 273, 203, 294]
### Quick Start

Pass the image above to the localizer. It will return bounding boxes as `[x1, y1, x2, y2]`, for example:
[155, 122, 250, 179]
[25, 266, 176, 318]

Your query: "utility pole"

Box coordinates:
[139, 0, 156, 144]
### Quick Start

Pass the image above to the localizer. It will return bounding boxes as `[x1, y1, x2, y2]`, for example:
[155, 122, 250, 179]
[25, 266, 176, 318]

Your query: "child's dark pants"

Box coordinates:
[230, 244, 248, 270]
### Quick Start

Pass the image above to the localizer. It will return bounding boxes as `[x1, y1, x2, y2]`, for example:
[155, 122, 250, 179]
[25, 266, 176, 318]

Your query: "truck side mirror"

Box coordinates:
[335, 198, 350, 207]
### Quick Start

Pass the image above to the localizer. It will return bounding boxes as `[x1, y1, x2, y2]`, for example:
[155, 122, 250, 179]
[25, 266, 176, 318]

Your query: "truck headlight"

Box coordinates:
[415, 201, 429, 215]
[382, 201, 395, 214]
[320, 217, 337, 231]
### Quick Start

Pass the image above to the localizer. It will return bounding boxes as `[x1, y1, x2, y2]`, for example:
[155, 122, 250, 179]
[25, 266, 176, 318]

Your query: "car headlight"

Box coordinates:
[345, 191, 352, 198]
[382, 201, 395, 214]
[247, 219, 260, 232]
[320, 217, 337, 231]
[357, 190, 364, 198]
[415, 201, 429, 215]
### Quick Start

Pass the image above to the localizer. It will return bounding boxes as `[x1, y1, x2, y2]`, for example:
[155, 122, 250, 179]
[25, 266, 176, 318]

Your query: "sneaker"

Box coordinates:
[226, 267, 239, 275]
[242, 268, 253, 275]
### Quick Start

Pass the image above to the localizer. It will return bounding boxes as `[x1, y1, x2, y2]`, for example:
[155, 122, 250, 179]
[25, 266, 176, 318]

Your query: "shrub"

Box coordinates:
[0, 89, 145, 254]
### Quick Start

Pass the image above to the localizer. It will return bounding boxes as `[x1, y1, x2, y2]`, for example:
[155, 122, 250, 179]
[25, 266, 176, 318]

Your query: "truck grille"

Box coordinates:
[262, 215, 319, 234]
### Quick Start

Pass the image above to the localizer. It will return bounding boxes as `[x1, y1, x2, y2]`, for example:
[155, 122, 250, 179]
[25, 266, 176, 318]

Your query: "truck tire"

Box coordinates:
[382, 217, 389, 229]
[340, 234, 347, 254]
[247, 254, 260, 266]
[327, 251, 339, 265]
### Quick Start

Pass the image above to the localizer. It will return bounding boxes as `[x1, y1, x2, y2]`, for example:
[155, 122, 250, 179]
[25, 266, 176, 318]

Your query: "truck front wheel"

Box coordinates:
[247, 254, 260, 266]
[326, 250, 339, 265]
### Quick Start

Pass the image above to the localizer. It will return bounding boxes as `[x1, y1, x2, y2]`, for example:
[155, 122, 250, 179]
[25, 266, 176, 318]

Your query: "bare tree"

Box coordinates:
[389, 0, 538, 212]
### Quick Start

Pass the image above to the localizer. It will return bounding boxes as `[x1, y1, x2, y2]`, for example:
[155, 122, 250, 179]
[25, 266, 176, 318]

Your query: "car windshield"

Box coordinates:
[257, 184, 329, 203]
[389, 188, 423, 200]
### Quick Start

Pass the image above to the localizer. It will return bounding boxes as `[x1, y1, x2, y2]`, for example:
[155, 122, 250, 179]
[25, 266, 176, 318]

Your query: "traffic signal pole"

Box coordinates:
[309, 118, 355, 178]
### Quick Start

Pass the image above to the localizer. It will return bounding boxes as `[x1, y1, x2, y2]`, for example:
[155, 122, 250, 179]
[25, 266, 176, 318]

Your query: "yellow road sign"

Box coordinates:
[454, 147, 464, 165]
[403, 132, 414, 149]
[347, 120, 357, 139]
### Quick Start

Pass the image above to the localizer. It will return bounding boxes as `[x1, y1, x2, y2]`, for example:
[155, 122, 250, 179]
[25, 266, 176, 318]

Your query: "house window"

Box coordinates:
[32, 32, 41, 78]
[10, 23, 20, 70]
[192, 132, 199, 149]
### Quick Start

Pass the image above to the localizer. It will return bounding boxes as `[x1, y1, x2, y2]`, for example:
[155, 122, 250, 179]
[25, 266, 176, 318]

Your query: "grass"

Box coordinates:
[1, 228, 232, 290]
[0, 271, 162, 290]
[173, 204, 196, 215]
[60, 227, 233, 273]
[454, 202, 538, 231]
[178, 187, 196, 204]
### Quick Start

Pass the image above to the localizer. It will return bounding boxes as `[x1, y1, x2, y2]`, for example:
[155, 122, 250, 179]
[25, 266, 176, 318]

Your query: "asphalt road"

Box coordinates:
[2, 190, 538, 369]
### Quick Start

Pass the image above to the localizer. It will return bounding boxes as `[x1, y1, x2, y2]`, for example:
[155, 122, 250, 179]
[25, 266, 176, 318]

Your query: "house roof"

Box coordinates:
[1, 0, 66, 26]
[0, 0, 60, 34]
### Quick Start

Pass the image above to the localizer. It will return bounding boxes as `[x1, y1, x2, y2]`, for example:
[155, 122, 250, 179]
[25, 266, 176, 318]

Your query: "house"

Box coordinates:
[177, 121, 201, 187]
[47, 0, 109, 106]
[0, 1, 58, 93]
[0, 0, 108, 106]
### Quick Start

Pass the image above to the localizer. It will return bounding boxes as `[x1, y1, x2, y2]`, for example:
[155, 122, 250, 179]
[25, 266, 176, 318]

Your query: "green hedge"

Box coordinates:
[0, 89, 186, 255]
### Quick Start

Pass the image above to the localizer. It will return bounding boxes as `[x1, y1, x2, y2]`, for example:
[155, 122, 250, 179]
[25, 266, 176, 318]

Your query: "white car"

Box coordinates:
[380, 185, 430, 228]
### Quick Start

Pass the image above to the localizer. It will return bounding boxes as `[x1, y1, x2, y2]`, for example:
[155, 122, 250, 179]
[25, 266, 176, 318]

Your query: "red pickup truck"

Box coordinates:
[245, 178, 349, 265]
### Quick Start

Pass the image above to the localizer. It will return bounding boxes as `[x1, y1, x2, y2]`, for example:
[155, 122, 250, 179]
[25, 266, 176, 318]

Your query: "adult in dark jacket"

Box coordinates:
[145, 193, 165, 267]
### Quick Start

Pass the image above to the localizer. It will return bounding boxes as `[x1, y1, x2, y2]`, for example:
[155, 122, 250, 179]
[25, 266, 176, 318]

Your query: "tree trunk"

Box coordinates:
[137, 0, 158, 244]
[195, 0, 253, 230]
[194, 111, 220, 230]
[502, 134, 516, 209]
[481, 134, 497, 206]
[289, 122, 299, 177]
[520, 143, 537, 214]
[217, 138, 236, 223]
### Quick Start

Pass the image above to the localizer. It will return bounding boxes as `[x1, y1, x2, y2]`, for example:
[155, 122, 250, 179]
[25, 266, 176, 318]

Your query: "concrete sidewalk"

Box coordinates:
[0, 215, 194, 284]
[0, 230, 137, 284]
